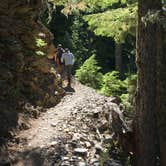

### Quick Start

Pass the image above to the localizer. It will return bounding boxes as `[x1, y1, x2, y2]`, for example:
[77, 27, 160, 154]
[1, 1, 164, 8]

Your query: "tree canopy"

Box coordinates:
[50, 0, 137, 43]
[84, 4, 137, 43]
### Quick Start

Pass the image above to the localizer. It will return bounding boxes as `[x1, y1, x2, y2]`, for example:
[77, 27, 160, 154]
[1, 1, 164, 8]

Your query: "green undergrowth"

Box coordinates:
[75, 55, 137, 112]
[99, 141, 132, 165]
[75, 55, 103, 89]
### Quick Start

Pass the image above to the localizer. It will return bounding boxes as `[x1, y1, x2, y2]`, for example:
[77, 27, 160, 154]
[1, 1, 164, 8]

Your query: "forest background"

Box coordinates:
[42, 0, 140, 113]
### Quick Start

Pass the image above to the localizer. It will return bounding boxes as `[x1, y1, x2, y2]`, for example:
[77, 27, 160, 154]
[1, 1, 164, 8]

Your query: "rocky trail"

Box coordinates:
[6, 82, 128, 166]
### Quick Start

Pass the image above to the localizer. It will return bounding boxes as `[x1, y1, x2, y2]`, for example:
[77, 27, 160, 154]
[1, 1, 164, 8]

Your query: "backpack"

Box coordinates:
[57, 48, 63, 59]
[57, 48, 64, 65]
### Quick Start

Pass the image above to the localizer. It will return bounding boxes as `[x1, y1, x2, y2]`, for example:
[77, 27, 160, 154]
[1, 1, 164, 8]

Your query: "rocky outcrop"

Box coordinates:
[0, 0, 64, 139]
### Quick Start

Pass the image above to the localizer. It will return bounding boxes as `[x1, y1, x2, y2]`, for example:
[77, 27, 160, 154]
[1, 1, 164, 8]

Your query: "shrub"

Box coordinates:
[120, 74, 137, 112]
[75, 55, 103, 89]
[100, 71, 127, 97]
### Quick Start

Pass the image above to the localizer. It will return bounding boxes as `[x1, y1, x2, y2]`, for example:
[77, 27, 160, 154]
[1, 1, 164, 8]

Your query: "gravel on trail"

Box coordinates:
[8, 82, 124, 166]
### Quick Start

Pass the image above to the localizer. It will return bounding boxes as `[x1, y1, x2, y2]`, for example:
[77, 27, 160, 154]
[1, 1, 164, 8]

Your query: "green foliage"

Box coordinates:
[99, 140, 132, 165]
[50, 0, 137, 43]
[50, 0, 68, 6]
[35, 51, 45, 56]
[100, 71, 127, 97]
[62, 1, 87, 15]
[71, 15, 93, 69]
[75, 55, 103, 89]
[99, 144, 111, 165]
[54, 0, 131, 13]
[76, 54, 137, 111]
[120, 74, 137, 112]
[84, 4, 137, 43]
[36, 38, 47, 48]
[85, 0, 126, 10]
[35, 38, 47, 56]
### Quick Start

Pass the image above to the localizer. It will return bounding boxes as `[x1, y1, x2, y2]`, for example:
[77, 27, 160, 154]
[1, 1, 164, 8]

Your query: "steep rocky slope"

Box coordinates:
[0, 0, 64, 140]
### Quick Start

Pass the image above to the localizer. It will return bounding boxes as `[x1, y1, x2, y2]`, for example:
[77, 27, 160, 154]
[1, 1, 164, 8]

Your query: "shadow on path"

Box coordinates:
[63, 85, 75, 93]
[9, 136, 70, 166]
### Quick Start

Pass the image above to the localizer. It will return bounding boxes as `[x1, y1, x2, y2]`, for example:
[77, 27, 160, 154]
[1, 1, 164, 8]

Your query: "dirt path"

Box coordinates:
[9, 82, 123, 166]
[18, 82, 87, 149]
[20, 82, 86, 147]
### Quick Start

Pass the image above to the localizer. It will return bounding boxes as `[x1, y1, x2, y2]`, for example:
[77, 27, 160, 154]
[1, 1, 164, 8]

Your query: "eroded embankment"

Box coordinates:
[0, 0, 64, 147]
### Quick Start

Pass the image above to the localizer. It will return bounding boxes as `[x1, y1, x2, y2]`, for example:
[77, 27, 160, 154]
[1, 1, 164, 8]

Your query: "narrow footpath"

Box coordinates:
[9, 82, 123, 166]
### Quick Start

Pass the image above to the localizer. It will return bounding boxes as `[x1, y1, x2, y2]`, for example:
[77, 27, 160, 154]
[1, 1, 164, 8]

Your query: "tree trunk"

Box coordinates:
[135, 0, 162, 165]
[156, 15, 166, 166]
[115, 43, 123, 78]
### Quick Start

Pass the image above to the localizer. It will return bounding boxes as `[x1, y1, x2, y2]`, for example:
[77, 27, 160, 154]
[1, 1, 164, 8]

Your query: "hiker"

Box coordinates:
[55, 44, 64, 74]
[61, 48, 75, 87]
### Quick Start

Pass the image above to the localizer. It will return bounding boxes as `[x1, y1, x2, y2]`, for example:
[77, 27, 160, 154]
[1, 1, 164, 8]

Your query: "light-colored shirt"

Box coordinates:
[61, 51, 75, 65]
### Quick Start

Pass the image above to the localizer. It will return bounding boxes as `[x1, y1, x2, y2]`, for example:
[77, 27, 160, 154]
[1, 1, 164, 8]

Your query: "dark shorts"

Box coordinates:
[65, 65, 72, 83]
[65, 65, 72, 75]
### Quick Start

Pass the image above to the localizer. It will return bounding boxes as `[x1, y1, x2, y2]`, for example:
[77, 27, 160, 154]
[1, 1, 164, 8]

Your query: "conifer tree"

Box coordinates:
[135, 0, 166, 165]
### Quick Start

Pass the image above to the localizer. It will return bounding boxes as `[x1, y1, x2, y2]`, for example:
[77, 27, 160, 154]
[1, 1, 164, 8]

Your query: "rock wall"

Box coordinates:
[0, 0, 64, 138]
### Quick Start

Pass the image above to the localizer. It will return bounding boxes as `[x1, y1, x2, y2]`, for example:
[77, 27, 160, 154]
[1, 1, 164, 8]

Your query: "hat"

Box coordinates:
[58, 44, 62, 47]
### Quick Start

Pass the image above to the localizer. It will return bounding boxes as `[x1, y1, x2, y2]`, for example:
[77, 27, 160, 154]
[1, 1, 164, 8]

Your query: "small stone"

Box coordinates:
[95, 144, 103, 154]
[93, 161, 100, 166]
[72, 133, 81, 141]
[105, 159, 122, 166]
[93, 112, 99, 118]
[50, 141, 58, 146]
[80, 136, 88, 142]
[78, 161, 87, 166]
[103, 134, 113, 143]
[51, 122, 57, 127]
[78, 157, 83, 160]
[85, 141, 91, 148]
[70, 140, 78, 148]
[61, 161, 70, 166]
[95, 154, 100, 159]
[90, 158, 98, 164]
[61, 156, 69, 161]
[98, 120, 108, 133]
[71, 156, 78, 160]
[64, 128, 70, 132]
[80, 141, 85, 145]
[74, 148, 88, 156]
[21, 123, 31, 130]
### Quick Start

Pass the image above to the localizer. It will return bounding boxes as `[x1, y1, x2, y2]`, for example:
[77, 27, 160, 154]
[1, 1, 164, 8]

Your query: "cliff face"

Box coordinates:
[0, 0, 64, 138]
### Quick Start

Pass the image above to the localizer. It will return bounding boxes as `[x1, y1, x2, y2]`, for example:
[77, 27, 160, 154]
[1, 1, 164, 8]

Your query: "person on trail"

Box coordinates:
[55, 44, 64, 74]
[61, 48, 75, 87]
